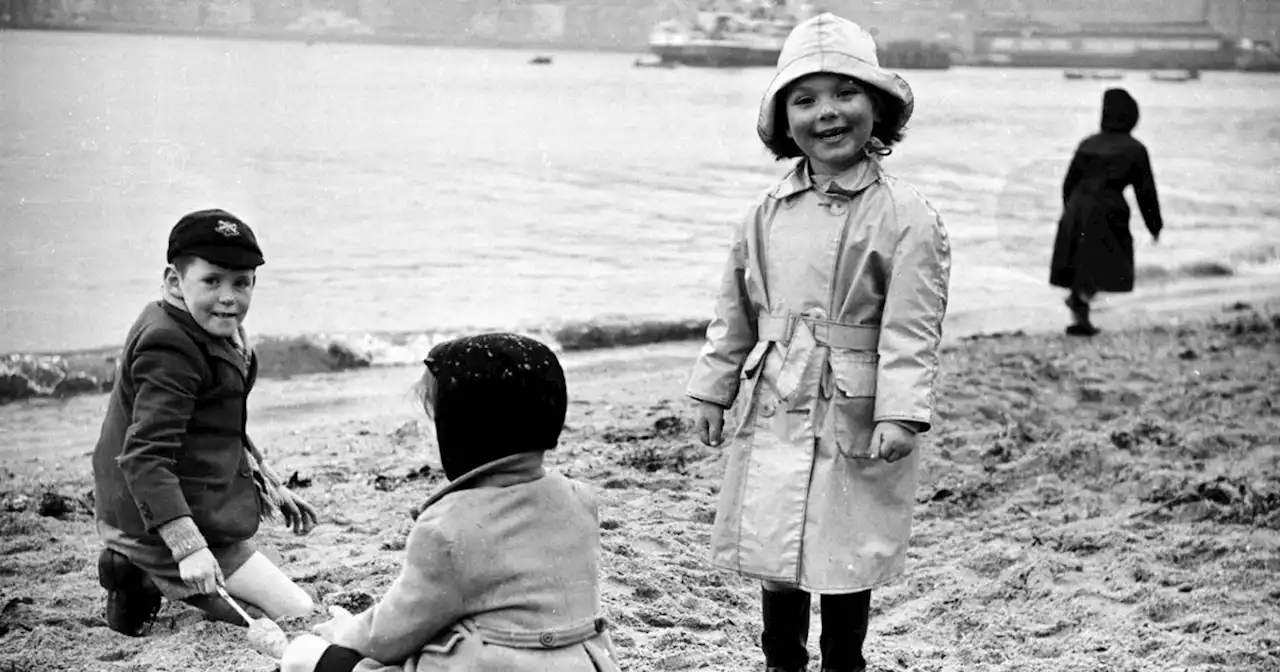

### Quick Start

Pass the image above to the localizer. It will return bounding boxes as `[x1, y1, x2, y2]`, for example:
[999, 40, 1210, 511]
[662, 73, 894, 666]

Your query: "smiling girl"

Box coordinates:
[686, 14, 951, 672]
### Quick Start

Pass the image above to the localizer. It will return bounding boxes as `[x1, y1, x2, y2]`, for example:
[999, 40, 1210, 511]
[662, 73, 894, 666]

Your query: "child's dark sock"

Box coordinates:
[761, 586, 811, 670]
[819, 590, 870, 672]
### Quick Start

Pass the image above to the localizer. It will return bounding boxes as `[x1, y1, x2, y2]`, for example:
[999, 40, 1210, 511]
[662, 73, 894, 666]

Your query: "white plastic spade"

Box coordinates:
[217, 586, 288, 659]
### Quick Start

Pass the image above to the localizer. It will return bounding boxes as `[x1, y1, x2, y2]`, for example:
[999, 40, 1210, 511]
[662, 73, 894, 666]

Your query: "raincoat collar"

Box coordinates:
[417, 451, 547, 514]
[770, 156, 883, 201]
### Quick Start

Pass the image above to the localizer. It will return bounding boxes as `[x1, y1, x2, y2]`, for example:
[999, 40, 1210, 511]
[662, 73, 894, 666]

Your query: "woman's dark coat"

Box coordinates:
[1050, 89, 1163, 294]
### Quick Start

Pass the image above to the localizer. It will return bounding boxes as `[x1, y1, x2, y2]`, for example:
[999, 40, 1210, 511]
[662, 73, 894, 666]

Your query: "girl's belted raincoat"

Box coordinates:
[687, 156, 951, 593]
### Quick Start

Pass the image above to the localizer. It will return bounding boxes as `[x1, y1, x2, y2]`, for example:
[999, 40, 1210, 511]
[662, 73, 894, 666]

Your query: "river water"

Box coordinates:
[2, 29, 1278, 356]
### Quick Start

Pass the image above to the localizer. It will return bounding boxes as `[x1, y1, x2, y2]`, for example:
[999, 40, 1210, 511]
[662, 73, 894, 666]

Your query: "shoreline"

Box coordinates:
[3, 269, 1278, 405]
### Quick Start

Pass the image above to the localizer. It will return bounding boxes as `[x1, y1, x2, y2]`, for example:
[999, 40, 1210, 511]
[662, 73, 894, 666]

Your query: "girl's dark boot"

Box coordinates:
[761, 586, 811, 671]
[819, 590, 871, 672]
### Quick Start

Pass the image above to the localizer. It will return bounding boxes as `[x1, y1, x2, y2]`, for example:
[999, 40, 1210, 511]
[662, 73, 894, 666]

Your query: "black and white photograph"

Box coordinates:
[2, 0, 1278, 670]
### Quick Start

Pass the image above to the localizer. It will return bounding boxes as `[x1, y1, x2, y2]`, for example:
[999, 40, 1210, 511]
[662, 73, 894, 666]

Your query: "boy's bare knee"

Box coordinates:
[280, 587, 315, 618]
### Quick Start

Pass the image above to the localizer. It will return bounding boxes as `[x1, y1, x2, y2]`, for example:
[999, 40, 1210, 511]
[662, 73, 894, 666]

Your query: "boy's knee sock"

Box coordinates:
[761, 586, 811, 669]
[819, 590, 871, 671]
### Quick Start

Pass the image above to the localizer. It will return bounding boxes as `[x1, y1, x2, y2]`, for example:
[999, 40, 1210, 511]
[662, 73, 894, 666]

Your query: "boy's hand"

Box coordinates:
[278, 488, 318, 536]
[311, 605, 354, 641]
[870, 422, 918, 463]
[178, 548, 224, 594]
[696, 401, 727, 447]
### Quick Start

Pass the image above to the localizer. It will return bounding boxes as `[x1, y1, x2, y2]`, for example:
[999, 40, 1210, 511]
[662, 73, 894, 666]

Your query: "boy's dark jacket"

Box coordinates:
[93, 300, 261, 546]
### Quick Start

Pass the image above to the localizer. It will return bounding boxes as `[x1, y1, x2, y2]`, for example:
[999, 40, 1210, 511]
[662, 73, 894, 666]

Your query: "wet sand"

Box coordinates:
[1, 289, 1278, 671]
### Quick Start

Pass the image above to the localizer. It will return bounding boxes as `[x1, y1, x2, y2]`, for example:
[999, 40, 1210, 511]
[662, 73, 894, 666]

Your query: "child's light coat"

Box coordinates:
[281, 453, 619, 671]
[687, 156, 950, 592]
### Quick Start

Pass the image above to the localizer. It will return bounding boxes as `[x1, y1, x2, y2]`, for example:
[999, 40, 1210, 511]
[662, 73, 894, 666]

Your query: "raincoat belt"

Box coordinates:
[473, 617, 609, 649]
[755, 312, 881, 406]
[757, 313, 880, 351]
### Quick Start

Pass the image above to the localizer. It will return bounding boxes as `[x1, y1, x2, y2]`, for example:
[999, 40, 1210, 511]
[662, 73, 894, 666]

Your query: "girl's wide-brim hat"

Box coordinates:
[757, 13, 915, 146]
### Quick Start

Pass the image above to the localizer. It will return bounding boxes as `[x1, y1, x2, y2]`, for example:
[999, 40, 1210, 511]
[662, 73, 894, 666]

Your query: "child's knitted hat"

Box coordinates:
[423, 333, 567, 480]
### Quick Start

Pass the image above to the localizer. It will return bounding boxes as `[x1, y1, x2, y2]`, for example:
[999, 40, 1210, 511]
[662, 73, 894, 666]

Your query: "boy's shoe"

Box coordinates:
[97, 548, 162, 637]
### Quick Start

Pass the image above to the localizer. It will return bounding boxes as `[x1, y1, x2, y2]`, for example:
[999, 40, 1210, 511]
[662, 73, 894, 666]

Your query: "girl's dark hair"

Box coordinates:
[763, 76, 907, 161]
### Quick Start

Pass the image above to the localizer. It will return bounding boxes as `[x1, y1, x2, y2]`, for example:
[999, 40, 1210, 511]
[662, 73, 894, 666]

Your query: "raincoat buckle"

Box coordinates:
[757, 312, 799, 345]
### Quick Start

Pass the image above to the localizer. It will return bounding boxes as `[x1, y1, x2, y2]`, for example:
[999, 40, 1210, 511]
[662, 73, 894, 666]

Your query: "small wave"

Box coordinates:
[1137, 260, 1235, 283]
[327, 316, 714, 366]
[1, 316, 713, 404]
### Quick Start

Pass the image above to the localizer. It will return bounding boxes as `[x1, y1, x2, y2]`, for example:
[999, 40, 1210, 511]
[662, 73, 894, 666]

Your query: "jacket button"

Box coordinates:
[760, 400, 776, 418]
[539, 632, 555, 647]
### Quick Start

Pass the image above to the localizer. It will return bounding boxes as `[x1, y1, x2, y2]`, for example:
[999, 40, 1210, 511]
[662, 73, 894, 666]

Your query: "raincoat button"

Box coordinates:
[828, 201, 848, 216]
[539, 632, 556, 647]
[760, 400, 776, 418]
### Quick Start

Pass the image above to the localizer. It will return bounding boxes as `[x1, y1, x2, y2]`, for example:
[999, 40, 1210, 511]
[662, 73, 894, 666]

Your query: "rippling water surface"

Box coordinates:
[3, 30, 1278, 354]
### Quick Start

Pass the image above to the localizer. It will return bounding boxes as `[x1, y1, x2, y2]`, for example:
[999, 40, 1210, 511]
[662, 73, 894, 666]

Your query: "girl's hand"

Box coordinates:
[696, 401, 727, 447]
[279, 487, 319, 536]
[178, 547, 224, 594]
[311, 605, 355, 641]
[870, 422, 918, 463]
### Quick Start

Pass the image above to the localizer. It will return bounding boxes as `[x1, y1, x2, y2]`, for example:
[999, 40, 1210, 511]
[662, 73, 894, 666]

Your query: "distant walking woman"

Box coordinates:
[1050, 88, 1163, 336]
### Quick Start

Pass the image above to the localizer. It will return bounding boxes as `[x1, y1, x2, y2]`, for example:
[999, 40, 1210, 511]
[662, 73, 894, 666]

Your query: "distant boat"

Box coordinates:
[647, 12, 950, 69]
[633, 55, 676, 69]
[1237, 46, 1280, 73]
[1064, 69, 1125, 80]
[647, 13, 791, 68]
[1150, 68, 1200, 82]
[529, 55, 553, 65]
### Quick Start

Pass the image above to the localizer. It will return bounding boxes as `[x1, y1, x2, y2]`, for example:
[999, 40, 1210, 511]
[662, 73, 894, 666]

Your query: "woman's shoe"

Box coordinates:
[1065, 323, 1100, 337]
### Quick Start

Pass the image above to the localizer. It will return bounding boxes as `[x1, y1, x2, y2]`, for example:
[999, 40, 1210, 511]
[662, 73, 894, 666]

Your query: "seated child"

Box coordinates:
[265, 333, 620, 671]
[92, 208, 318, 635]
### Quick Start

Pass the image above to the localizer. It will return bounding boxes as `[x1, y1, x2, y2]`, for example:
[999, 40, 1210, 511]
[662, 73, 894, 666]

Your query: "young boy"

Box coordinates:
[92, 208, 317, 637]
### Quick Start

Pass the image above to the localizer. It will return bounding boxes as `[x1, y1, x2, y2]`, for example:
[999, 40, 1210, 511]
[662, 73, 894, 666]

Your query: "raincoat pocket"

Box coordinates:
[819, 350, 878, 459]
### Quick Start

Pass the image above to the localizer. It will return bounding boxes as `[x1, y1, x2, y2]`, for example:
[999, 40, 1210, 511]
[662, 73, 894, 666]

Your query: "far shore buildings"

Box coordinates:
[3, 0, 1278, 55]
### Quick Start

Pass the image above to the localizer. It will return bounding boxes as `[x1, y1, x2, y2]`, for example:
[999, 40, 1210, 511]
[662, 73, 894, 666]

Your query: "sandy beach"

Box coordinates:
[2, 281, 1278, 672]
